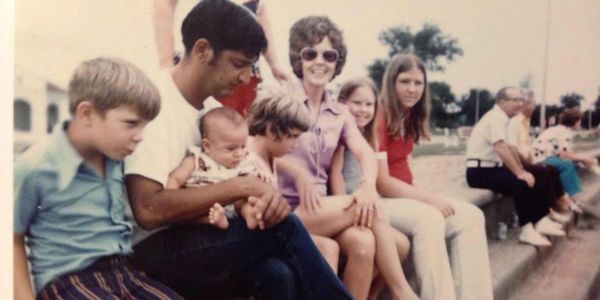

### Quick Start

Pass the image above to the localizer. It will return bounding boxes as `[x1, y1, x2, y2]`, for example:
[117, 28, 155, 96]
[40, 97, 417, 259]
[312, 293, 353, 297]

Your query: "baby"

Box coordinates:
[167, 106, 263, 229]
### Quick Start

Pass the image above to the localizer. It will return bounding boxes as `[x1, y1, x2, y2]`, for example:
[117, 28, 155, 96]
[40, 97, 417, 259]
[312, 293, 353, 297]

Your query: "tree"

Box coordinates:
[429, 81, 460, 129]
[367, 23, 463, 87]
[581, 109, 599, 129]
[581, 94, 600, 129]
[459, 89, 493, 126]
[560, 92, 583, 109]
[532, 104, 561, 127]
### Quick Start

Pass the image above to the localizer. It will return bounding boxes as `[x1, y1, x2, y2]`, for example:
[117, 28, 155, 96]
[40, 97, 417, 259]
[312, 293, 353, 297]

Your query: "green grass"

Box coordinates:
[412, 142, 467, 158]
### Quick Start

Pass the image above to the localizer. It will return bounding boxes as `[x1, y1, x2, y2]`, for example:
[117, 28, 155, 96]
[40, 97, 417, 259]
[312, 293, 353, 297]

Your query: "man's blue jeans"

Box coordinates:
[132, 214, 352, 300]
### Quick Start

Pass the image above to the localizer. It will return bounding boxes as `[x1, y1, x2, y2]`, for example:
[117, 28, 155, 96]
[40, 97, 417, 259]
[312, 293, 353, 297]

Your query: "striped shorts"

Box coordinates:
[38, 255, 183, 300]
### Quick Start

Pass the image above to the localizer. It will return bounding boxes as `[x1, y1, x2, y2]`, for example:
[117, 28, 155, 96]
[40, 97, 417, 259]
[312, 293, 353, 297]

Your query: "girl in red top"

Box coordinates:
[375, 54, 493, 300]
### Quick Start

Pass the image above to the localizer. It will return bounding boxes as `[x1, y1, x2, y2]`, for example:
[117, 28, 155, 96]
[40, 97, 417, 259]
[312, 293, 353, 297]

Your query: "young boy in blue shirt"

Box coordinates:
[13, 57, 183, 299]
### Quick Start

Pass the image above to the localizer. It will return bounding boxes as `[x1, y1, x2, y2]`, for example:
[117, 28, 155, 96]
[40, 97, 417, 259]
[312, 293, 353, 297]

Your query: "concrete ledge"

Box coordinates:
[409, 150, 600, 299]
[506, 219, 600, 300]
[489, 169, 600, 299]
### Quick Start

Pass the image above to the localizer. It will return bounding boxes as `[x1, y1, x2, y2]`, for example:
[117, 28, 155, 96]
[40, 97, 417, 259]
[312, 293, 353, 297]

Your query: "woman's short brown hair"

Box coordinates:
[559, 107, 583, 127]
[288, 16, 347, 80]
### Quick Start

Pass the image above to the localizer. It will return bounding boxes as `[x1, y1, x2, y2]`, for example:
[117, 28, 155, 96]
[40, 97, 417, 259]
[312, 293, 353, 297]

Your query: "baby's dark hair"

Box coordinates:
[200, 106, 247, 139]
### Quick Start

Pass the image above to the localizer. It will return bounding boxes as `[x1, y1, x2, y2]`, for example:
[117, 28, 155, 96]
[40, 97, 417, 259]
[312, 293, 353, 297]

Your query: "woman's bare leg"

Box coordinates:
[369, 228, 412, 300]
[295, 195, 357, 237]
[336, 227, 375, 300]
[371, 216, 419, 300]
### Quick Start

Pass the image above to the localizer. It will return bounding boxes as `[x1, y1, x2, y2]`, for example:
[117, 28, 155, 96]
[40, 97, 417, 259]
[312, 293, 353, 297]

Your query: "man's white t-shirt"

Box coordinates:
[124, 71, 221, 244]
[466, 104, 510, 163]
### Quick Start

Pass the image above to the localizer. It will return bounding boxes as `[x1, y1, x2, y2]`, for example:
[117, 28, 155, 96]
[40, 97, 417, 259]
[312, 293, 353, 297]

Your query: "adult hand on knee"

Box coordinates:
[431, 198, 455, 218]
[296, 172, 322, 214]
[352, 183, 378, 229]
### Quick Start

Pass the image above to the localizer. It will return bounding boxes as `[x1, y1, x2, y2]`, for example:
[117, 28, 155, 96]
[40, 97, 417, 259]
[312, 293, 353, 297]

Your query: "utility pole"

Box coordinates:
[540, 0, 552, 130]
[475, 89, 480, 124]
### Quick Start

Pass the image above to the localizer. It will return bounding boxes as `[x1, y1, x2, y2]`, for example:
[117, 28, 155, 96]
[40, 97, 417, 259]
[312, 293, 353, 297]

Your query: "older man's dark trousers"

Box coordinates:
[466, 166, 550, 225]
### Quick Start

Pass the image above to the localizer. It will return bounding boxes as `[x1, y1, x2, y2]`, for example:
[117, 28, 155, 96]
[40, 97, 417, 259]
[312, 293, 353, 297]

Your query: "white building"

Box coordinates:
[14, 63, 68, 154]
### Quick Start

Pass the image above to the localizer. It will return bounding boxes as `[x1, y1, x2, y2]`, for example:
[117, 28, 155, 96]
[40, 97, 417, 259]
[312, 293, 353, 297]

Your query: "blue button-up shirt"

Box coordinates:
[14, 122, 133, 294]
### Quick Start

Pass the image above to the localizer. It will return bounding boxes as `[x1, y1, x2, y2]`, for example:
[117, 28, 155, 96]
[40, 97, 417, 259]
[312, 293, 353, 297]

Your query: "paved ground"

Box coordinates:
[408, 153, 600, 299]
[509, 217, 600, 300]
[410, 154, 466, 194]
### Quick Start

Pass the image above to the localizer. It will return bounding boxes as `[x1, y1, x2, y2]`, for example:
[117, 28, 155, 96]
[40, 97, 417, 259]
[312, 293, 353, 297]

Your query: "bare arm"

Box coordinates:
[345, 134, 380, 226]
[166, 155, 195, 189]
[494, 140, 535, 187]
[125, 174, 289, 230]
[345, 134, 377, 185]
[495, 141, 524, 175]
[255, 1, 289, 82]
[329, 144, 346, 195]
[560, 150, 598, 167]
[153, 0, 177, 69]
[14, 234, 35, 300]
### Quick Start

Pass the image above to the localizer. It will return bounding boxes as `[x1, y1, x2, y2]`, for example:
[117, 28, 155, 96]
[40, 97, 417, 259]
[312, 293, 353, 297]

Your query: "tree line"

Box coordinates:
[367, 23, 600, 130]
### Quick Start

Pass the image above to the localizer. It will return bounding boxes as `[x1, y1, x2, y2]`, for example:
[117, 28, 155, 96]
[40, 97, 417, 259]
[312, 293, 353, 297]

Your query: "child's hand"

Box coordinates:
[296, 173, 321, 214]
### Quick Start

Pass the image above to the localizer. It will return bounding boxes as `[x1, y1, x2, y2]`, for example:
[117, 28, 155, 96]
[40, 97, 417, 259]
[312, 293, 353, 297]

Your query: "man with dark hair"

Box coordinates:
[180, 0, 267, 59]
[125, 1, 352, 299]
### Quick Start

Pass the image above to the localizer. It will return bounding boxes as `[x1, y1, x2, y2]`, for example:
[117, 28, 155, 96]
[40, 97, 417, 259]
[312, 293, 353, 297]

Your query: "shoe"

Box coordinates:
[570, 201, 584, 214]
[536, 217, 566, 236]
[550, 209, 571, 225]
[519, 223, 552, 246]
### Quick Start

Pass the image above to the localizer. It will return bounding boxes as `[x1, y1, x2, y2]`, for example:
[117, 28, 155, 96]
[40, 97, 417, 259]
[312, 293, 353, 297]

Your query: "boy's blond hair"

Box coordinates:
[68, 57, 160, 120]
[248, 87, 312, 139]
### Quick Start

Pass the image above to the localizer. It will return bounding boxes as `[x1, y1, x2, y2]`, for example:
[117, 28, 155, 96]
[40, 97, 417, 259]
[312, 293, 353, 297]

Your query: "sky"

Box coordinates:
[1, 0, 13, 295]
[12, 0, 600, 108]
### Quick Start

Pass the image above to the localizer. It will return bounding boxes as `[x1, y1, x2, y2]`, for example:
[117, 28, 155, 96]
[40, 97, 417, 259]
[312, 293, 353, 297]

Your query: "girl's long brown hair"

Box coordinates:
[379, 53, 430, 143]
[337, 77, 379, 149]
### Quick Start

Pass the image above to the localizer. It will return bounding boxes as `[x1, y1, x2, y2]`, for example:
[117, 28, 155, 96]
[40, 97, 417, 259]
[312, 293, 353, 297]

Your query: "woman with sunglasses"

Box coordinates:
[277, 16, 418, 300]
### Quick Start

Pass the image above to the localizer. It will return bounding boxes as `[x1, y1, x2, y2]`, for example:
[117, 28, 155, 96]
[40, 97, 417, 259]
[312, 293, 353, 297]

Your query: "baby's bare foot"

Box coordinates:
[209, 203, 229, 229]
